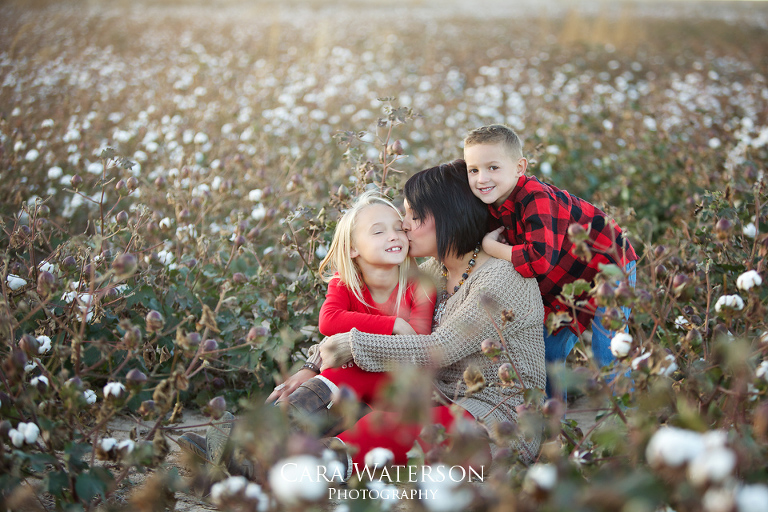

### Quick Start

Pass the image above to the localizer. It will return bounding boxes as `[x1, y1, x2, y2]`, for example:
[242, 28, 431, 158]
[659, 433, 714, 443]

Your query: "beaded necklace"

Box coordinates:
[432, 244, 481, 329]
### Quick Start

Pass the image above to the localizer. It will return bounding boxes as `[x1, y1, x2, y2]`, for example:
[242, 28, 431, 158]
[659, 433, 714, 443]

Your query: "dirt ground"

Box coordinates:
[103, 398, 599, 511]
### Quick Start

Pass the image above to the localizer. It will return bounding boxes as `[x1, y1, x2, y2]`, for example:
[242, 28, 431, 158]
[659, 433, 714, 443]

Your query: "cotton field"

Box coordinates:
[1, 1, 767, 511]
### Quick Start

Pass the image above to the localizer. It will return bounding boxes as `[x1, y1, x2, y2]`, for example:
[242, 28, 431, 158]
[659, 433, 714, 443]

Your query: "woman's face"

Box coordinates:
[402, 199, 438, 258]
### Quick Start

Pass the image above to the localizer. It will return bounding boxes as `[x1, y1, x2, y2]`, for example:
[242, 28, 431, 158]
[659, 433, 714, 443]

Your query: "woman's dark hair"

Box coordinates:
[403, 159, 489, 262]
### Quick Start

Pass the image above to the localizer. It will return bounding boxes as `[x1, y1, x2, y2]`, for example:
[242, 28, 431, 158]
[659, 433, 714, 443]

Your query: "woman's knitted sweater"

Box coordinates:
[322, 257, 546, 460]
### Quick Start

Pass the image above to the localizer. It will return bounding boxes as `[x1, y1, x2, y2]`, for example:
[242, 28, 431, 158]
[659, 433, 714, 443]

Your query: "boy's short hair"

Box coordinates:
[464, 124, 524, 160]
[403, 159, 488, 262]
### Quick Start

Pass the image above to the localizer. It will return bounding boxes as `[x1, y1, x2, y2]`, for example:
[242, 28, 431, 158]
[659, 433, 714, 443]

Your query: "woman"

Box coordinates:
[183, 160, 546, 476]
[268, 160, 546, 470]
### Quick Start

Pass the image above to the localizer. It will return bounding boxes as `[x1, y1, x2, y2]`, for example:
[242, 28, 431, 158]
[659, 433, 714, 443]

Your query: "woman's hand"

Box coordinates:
[266, 368, 316, 403]
[318, 334, 354, 371]
[393, 317, 417, 335]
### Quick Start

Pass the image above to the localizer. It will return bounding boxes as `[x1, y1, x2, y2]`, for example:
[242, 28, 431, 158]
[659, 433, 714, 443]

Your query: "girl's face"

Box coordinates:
[402, 199, 438, 259]
[350, 203, 409, 267]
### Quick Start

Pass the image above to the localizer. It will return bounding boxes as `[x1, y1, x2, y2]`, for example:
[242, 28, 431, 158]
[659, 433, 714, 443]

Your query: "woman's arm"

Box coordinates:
[342, 262, 542, 372]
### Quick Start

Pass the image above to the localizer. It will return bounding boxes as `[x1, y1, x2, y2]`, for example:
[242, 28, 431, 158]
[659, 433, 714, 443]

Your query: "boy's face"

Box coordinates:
[464, 142, 527, 208]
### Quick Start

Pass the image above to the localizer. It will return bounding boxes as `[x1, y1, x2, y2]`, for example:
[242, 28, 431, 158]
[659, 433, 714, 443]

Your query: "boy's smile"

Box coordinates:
[464, 142, 527, 208]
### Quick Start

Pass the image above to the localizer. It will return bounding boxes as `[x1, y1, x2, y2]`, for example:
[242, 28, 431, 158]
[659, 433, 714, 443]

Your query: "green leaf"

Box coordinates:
[75, 468, 112, 503]
[559, 279, 592, 300]
[127, 285, 159, 309]
[46, 470, 69, 498]
[29, 452, 58, 471]
[597, 263, 624, 281]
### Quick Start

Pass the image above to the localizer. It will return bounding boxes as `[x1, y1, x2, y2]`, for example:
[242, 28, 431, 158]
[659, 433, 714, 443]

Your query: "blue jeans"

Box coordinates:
[544, 261, 637, 397]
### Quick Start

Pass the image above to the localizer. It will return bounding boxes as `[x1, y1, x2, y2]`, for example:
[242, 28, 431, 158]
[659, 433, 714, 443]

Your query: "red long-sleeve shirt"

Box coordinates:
[490, 175, 638, 334]
[318, 276, 436, 336]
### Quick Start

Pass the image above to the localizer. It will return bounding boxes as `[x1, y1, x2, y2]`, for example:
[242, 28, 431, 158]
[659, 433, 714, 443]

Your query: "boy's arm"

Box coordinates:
[500, 192, 566, 279]
[318, 278, 397, 336]
[482, 227, 512, 261]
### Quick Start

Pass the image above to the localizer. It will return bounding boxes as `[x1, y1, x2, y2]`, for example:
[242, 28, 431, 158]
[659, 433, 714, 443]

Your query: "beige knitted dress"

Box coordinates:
[321, 257, 546, 461]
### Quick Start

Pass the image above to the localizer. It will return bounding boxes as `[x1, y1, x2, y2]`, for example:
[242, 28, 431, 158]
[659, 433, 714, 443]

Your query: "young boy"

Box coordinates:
[463, 124, 637, 394]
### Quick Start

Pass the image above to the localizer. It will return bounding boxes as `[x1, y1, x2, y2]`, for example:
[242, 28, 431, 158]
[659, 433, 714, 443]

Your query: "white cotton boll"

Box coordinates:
[523, 463, 557, 493]
[6, 274, 27, 291]
[646, 427, 704, 468]
[47, 166, 63, 180]
[674, 316, 689, 330]
[83, 389, 97, 404]
[63, 129, 81, 143]
[364, 447, 394, 468]
[183, 129, 195, 144]
[708, 138, 722, 149]
[418, 465, 474, 512]
[602, 119, 614, 130]
[366, 480, 399, 511]
[251, 204, 266, 221]
[103, 382, 126, 398]
[156, 250, 175, 266]
[658, 354, 678, 377]
[715, 294, 745, 313]
[36, 335, 52, 354]
[742, 222, 757, 238]
[30, 375, 49, 388]
[268, 455, 327, 505]
[702, 430, 728, 449]
[703, 488, 735, 512]
[9, 428, 26, 447]
[159, 217, 172, 230]
[19, 422, 40, 445]
[643, 117, 657, 131]
[736, 484, 768, 512]
[25, 149, 40, 162]
[11, 107, 21, 116]
[631, 351, 651, 370]
[736, 270, 762, 291]
[194, 132, 209, 144]
[610, 332, 633, 358]
[24, 361, 38, 373]
[546, 145, 560, 155]
[117, 439, 135, 453]
[756, 361, 768, 382]
[100, 438, 117, 452]
[315, 245, 328, 259]
[540, 161, 553, 176]
[249, 189, 263, 202]
[687, 446, 736, 486]
[87, 161, 103, 175]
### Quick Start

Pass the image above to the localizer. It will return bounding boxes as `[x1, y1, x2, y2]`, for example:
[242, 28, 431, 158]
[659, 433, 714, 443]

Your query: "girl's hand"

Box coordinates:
[393, 317, 417, 335]
[318, 334, 354, 371]
[266, 369, 316, 403]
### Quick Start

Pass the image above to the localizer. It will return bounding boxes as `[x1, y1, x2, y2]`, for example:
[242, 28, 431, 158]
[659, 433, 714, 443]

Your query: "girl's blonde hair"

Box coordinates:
[318, 190, 410, 314]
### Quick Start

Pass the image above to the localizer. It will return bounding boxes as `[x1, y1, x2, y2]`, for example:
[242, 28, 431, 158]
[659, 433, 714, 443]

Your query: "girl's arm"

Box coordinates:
[318, 277, 398, 336]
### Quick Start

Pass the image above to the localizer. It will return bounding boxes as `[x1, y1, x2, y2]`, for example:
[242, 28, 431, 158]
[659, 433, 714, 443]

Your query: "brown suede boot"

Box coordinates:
[280, 377, 371, 437]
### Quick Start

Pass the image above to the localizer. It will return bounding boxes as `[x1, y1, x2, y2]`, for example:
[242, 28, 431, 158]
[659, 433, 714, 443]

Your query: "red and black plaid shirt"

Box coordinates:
[489, 175, 638, 334]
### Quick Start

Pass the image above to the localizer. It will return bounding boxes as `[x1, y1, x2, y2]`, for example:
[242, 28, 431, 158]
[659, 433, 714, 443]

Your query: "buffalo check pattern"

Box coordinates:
[489, 175, 638, 334]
